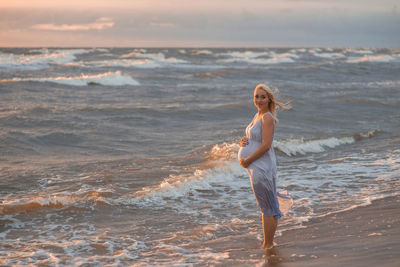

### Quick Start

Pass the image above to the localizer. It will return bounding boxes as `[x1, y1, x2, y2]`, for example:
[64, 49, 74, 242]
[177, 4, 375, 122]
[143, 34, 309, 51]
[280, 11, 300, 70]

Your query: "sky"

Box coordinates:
[1, 0, 399, 47]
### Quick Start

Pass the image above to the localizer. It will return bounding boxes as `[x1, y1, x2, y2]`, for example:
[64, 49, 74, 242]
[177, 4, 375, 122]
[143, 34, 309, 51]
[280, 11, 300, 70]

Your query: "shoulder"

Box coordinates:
[261, 112, 274, 122]
[261, 112, 274, 126]
[262, 112, 277, 125]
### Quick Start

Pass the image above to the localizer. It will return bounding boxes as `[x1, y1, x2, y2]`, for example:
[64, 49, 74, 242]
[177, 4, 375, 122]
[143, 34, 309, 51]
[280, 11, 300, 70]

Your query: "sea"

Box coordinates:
[0, 47, 399, 266]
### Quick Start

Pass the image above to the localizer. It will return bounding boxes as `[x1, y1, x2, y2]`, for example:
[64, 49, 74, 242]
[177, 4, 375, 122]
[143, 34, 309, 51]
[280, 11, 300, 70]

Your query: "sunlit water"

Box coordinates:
[1, 47, 399, 265]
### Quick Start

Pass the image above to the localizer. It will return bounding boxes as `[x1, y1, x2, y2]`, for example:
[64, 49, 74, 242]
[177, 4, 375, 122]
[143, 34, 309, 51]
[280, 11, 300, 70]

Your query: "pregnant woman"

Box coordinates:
[238, 84, 291, 249]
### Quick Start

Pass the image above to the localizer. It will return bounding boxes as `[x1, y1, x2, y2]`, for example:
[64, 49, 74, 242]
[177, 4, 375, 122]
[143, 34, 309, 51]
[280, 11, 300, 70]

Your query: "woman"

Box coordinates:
[238, 83, 290, 249]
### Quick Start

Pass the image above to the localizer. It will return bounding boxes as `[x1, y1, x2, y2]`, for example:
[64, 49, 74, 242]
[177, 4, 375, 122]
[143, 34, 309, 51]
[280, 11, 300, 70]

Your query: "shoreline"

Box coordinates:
[216, 195, 400, 266]
[271, 195, 400, 266]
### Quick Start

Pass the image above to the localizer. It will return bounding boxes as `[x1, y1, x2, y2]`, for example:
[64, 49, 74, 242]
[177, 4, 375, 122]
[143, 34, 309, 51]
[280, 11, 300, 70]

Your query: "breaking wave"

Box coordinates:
[346, 54, 399, 63]
[0, 71, 140, 86]
[0, 189, 113, 215]
[275, 130, 380, 156]
[0, 49, 100, 70]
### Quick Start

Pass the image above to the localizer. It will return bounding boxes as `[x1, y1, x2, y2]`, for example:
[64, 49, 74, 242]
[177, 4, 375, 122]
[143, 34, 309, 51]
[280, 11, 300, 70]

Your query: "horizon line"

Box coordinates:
[1, 45, 398, 49]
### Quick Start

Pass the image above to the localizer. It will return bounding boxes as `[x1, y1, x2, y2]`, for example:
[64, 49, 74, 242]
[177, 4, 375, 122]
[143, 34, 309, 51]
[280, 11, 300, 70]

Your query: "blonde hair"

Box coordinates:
[254, 84, 291, 123]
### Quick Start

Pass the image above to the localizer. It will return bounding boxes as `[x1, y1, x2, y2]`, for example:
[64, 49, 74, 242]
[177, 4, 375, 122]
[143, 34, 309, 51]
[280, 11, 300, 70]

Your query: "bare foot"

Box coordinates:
[261, 241, 277, 249]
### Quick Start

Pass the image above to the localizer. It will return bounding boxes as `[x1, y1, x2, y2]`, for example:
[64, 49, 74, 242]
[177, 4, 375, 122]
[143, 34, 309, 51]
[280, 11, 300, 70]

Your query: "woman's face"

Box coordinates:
[253, 88, 269, 111]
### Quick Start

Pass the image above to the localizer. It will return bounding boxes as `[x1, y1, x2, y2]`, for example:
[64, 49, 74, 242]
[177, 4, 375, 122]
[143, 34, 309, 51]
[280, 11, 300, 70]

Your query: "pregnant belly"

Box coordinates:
[238, 140, 260, 160]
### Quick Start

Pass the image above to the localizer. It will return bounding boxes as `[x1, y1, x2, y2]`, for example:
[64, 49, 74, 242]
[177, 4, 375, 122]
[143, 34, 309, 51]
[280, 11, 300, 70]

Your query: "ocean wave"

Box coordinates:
[113, 141, 290, 213]
[79, 58, 161, 68]
[197, 130, 381, 162]
[192, 49, 213, 55]
[310, 51, 346, 59]
[299, 48, 392, 61]
[345, 48, 375, 55]
[0, 195, 77, 214]
[199, 130, 380, 160]
[0, 71, 140, 86]
[275, 130, 380, 156]
[0, 189, 113, 214]
[114, 161, 248, 210]
[0, 49, 97, 70]
[205, 142, 239, 162]
[74, 56, 187, 68]
[346, 54, 398, 63]
[120, 50, 165, 60]
[114, 143, 246, 207]
[218, 51, 296, 64]
[218, 56, 295, 64]
[219, 50, 270, 59]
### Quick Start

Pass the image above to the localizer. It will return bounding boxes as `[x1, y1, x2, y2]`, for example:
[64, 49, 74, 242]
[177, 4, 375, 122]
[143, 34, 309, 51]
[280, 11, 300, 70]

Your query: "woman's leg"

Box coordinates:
[261, 215, 278, 248]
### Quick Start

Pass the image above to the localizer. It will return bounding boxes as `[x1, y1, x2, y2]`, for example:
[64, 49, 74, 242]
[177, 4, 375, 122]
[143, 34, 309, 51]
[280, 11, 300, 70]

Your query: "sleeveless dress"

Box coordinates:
[238, 112, 290, 218]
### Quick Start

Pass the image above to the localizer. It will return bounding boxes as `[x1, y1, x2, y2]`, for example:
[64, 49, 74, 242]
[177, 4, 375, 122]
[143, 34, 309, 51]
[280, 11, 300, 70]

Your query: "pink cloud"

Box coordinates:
[32, 17, 114, 31]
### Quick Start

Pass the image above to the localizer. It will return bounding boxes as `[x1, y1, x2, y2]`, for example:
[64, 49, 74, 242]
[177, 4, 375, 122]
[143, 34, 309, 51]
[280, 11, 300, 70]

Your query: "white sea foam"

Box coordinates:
[275, 130, 380, 156]
[118, 50, 188, 66]
[217, 50, 298, 64]
[220, 51, 270, 58]
[275, 136, 355, 156]
[310, 51, 346, 59]
[289, 48, 307, 54]
[115, 161, 249, 209]
[83, 59, 161, 68]
[344, 48, 374, 55]
[75, 56, 187, 68]
[0, 186, 114, 214]
[192, 49, 213, 55]
[219, 55, 295, 64]
[346, 54, 398, 63]
[0, 71, 140, 86]
[211, 131, 379, 159]
[163, 57, 187, 63]
[120, 51, 165, 60]
[0, 49, 95, 70]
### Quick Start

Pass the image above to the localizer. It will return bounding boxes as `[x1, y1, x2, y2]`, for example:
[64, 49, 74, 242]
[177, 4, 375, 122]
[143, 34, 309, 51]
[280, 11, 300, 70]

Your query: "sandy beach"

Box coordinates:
[216, 195, 400, 267]
[271, 195, 400, 267]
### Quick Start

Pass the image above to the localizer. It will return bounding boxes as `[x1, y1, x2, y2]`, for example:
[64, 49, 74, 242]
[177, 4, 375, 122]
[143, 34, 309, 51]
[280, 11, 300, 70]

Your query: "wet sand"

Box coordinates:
[216, 195, 400, 266]
[272, 195, 400, 267]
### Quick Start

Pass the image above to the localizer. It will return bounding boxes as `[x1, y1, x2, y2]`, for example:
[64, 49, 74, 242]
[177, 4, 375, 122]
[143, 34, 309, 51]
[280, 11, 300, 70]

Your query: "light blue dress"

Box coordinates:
[238, 112, 287, 218]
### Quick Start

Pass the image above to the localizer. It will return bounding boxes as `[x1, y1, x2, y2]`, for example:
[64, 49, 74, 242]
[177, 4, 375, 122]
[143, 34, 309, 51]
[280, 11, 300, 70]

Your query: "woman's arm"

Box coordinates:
[240, 114, 274, 168]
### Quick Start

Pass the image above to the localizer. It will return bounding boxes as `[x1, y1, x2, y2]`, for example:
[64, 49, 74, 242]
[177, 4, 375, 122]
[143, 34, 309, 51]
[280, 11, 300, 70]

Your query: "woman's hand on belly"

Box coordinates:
[239, 137, 249, 147]
[240, 157, 251, 168]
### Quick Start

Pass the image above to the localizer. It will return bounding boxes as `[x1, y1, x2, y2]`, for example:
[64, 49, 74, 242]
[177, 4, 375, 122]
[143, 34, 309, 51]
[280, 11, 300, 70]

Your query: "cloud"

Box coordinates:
[150, 22, 176, 28]
[31, 17, 114, 31]
[1, 1, 399, 47]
